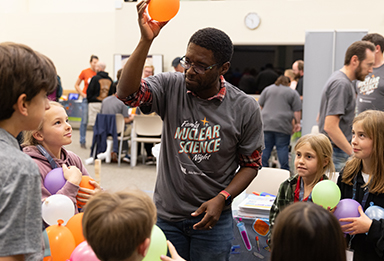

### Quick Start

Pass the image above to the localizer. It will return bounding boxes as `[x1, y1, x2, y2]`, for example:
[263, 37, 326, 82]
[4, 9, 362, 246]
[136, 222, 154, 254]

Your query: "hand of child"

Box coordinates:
[160, 241, 185, 261]
[76, 180, 102, 204]
[62, 164, 82, 186]
[340, 206, 373, 235]
[191, 195, 224, 230]
[327, 205, 336, 214]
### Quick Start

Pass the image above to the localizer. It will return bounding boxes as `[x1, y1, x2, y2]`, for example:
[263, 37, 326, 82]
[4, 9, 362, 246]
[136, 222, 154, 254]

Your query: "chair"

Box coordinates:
[111, 113, 131, 167]
[89, 114, 118, 161]
[311, 125, 319, 134]
[245, 167, 290, 196]
[328, 172, 339, 183]
[88, 114, 130, 167]
[130, 114, 163, 167]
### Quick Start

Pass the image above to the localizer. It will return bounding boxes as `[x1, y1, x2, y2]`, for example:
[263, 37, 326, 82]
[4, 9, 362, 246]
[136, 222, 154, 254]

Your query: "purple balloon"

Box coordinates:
[333, 199, 362, 226]
[44, 168, 66, 194]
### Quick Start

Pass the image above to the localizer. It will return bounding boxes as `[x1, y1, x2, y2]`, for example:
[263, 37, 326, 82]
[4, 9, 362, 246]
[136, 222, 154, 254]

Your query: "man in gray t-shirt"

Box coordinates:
[356, 33, 384, 114]
[318, 41, 375, 171]
[117, 5, 263, 261]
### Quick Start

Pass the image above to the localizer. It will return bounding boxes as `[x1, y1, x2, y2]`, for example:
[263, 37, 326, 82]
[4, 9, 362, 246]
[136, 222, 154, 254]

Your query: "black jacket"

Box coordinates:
[338, 167, 384, 261]
[87, 71, 114, 103]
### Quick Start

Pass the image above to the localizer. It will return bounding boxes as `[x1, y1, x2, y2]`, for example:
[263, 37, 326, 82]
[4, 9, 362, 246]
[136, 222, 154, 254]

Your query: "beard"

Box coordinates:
[355, 63, 367, 81]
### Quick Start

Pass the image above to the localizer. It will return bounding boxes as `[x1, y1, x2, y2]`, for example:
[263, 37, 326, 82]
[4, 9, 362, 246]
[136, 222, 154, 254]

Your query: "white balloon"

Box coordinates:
[42, 194, 75, 226]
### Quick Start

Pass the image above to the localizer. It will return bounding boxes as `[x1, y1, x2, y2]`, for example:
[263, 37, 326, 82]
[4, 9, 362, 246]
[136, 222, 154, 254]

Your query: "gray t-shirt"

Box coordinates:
[144, 72, 264, 221]
[318, 70, 355, 144]
[356, 63, 384, 114]
[101, 95, 130, 117]
[0, 128, 42, 259]
[258, 84, 302, 135]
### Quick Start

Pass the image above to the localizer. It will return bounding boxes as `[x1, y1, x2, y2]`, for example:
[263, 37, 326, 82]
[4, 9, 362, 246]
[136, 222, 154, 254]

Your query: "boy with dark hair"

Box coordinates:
[82, 190, 157, 261]
[0, 42, 57, 260]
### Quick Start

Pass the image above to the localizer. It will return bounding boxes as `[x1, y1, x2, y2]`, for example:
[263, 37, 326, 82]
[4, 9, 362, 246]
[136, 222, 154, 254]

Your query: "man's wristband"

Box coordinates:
[219, 190, 230, 200]
[219, 190, 232, 206]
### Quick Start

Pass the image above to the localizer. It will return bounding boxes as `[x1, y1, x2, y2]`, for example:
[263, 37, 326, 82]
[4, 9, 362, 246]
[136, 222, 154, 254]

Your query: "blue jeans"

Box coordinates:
[156, 210, 233, 261]
[79, 98, 88, 145]
[262, 131, 291, 171]
[333, 147, 349, 172]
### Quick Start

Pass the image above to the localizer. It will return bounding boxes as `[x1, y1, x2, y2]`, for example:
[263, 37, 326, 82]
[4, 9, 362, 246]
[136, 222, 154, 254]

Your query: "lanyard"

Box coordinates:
[299, 177, 313, 202]
[352, 175, 369, 209]
[37, 145, 58, 169]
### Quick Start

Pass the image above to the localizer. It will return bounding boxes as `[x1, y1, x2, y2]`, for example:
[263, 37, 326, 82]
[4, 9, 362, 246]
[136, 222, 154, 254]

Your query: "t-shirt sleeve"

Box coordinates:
[258, 91, 265, 107]
[325, 80, 350, 116]
[78, 69, 85, 81]
[122, 104, 129, 118]
[238, 99, 264, 155]
[291, 90, 302, 111]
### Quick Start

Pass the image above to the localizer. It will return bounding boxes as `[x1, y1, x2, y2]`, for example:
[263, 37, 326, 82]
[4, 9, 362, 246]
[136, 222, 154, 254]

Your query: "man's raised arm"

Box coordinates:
[117, 0, 167, 98]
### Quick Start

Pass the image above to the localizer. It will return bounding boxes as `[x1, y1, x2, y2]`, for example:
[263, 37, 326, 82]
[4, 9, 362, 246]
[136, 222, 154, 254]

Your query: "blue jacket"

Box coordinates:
[90, 114, 118, 157]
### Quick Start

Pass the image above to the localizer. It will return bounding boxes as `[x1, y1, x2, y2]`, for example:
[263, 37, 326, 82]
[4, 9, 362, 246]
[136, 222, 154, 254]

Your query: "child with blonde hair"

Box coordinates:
[268, 133, 335, 243]
[23, 101, 101, 212]
[337, 110, 384, 260]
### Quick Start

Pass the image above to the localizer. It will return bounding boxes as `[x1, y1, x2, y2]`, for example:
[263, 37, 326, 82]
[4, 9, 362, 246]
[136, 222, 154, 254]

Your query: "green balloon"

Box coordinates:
[142, 225, 168, 261]
[312, 180, 341, 209]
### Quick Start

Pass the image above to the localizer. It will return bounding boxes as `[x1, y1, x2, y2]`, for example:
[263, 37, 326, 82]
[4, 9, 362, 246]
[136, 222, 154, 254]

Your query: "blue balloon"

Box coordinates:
[365, 205, 384, 220]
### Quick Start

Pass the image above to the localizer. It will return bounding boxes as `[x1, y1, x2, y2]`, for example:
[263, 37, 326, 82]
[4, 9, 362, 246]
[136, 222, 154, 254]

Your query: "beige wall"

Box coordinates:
[1, 0, 384, 91]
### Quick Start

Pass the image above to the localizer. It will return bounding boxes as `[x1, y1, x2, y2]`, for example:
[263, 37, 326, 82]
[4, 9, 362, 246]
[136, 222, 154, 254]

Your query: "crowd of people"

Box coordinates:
[3, 0, 384, 260]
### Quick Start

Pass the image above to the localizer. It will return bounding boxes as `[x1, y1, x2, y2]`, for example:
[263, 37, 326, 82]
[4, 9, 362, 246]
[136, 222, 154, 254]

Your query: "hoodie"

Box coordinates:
[23, 145, 89, 212]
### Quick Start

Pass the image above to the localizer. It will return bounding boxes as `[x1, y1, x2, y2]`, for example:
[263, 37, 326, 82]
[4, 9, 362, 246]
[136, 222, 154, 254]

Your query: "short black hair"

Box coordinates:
[172, 57, 181, 67]
[362, 33, 384, 53]
[188, 27, 233, 65]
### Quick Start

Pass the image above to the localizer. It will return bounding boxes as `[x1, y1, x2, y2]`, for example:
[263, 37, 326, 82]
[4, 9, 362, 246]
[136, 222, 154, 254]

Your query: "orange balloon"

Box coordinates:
[148, 0, 180, 22]
[76, 176, 95, 208]
[66, 213, 85, 246]
[43, 257, 52, 261]
[46, 221, 76, 261]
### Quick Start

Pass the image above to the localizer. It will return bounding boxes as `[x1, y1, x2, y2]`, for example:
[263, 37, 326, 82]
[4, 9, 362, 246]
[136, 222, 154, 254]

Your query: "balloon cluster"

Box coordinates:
[43, 194, 168, 261]
[42, 169, 98, 260]
[312, 180, 384, 233]
[44, 210, 88, 261]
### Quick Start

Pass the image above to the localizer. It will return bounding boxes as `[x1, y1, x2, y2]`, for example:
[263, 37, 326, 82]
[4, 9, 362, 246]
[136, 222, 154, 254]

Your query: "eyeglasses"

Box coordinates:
[179, 56, 218, 75]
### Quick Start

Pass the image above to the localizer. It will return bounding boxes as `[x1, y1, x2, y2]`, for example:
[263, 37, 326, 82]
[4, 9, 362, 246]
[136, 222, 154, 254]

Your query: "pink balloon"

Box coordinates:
[44, 168, 66, 194]
[70, 241, 100, 261]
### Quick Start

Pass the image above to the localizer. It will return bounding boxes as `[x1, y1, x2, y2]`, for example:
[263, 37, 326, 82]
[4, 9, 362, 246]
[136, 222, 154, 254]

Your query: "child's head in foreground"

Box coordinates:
[0, 42, 57, 125]
[271, 202, 346, 261]
[82, 190, 157, 261]
[294, 133, 335, 186]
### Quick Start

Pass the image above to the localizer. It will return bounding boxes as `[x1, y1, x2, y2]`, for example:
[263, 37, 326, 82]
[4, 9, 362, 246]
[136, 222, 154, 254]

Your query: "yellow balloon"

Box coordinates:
[148, 0, 180, 22]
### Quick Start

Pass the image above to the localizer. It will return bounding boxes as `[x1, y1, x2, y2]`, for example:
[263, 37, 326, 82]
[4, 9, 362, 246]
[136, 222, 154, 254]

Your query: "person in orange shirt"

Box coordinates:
[74, 55, 98, 149]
